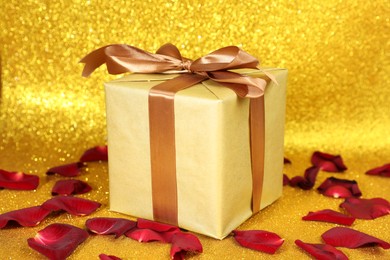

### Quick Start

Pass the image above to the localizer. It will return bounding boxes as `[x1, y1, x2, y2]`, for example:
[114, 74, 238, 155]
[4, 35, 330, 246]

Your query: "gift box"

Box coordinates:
[81, 44, 287, 239]
[104, 68, 287, 239]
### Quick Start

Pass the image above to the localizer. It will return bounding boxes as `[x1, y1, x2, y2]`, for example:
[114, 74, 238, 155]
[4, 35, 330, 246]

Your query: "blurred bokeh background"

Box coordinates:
[0, 1, 389, 259]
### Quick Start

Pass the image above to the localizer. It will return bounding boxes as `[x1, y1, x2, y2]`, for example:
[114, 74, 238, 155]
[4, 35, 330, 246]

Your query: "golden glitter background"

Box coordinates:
[0, 0, 389, 259]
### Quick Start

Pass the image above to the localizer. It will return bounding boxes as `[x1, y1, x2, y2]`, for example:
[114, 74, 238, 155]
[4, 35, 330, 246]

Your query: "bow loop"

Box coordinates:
[191, 46, 259, 72]
[80, 43, 270, 98]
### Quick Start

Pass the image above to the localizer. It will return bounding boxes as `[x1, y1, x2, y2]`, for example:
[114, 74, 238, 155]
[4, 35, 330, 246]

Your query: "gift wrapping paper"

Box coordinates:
[0, 0, 389, 259]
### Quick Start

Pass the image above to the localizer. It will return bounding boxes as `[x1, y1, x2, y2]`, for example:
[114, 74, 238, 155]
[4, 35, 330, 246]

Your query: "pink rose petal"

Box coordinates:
[80, 146, 108, 162]
[51, 179, 92, 196]
[233, 230, 284, 254]
[46, 162, 85, 177]
[99, 254, 122, 260]
[170, 232, 203, 260]
[27, 223, 89, 260]
[0, 169, 39, 190]
[289, 166, 320, 190]
[295, 239, 348, 260]
[302, 209, 355, 226]
[322, 227, 390, 249]
[340, 197, 390, 219]
[366, 163, 390, 177]
[0, 206, 52, 228]
[317, 177, 362, 198]
[86, 217, 136, 238]
[42, 196, 101, 216]
[311, 151, 347, 172]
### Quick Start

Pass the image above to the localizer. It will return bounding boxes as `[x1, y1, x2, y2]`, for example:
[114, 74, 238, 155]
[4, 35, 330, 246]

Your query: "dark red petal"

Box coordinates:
[283, 174, 290, 186]
[0, 206, 52, 228]
[86, 217, 136, 238]
[51, 179, 92, 196]
[304, 166, 320, 184]
[289, 166, 320, 190]
[125, 228, 168, 243]
[284, 157, 291, 164]
[79, 146, 108, 162]
[340, 197, 390, 219]
[317, 177, 362, 198]
[295, 239, 348, 260]
[99, 254, 122, 260]
[170, 232, 203, 260]
[290, 176, 312, 190]
[366, 163, 390, 177]
[302, 209, 355, 226]
[46, 162, 85, 177]
[27, 223, 89, 260]
[42, 196, 101, 216]
[232, 230, 284, 254]
[322, 227, 390, 249]
[311, 151, 347, 172]
[0, 169, 39, 190]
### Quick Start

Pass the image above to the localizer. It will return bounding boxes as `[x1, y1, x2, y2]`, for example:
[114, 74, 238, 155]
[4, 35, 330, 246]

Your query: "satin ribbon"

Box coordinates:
[81, 43, 272, 225]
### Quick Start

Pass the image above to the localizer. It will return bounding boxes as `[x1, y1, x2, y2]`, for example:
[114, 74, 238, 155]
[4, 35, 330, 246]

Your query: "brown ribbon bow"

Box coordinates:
[81, 43, 271, 225]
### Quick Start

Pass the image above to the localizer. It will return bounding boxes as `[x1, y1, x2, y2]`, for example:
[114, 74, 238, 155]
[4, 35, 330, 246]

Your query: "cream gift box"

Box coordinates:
[104, 68, 287, 239]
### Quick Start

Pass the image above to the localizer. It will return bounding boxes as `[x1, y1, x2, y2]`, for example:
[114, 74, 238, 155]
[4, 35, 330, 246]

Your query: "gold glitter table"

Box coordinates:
[0, 1, 389, 259]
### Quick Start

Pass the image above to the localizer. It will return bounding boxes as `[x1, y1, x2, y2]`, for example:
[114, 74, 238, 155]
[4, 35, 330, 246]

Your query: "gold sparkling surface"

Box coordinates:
[0, 0, 389, 259]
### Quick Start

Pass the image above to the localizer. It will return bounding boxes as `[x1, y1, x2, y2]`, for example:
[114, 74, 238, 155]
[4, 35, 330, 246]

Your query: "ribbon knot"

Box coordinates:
[181, 59, 193, 73]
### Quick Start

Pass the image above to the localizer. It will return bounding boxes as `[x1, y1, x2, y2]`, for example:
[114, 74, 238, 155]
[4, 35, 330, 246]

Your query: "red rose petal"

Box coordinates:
[284, 157, 291, 164]
[86, 217, 136, 238]
[366, 163, 390, 177]
[0, 169, 39, 190]
[125, 228, 168, 243]
[170, 232, 203, 260]
[317, 177, 362, 198]
[99, 254, 122, 260]
[289, 166, 320, 190]
[52, 179, 92, 196]
[340, 197, 390, 219]
[0, 206, 52, 228]
[322, 185, 354, 198]
[137, 218, 180, 233]
[322, 227, 390, 249]
[295, 239, 348, 260]
[232, 230, 284, 254]
[80, 146, 108, 162]
[46, 162, 85, 177]
[124, 219, 182, 243]
[283, 174, 290, 186]
[302, 209, 355, 226]
[42, 196, 101, 216]
[311, 151, 347, 172]
[27, 223, 89, 259]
